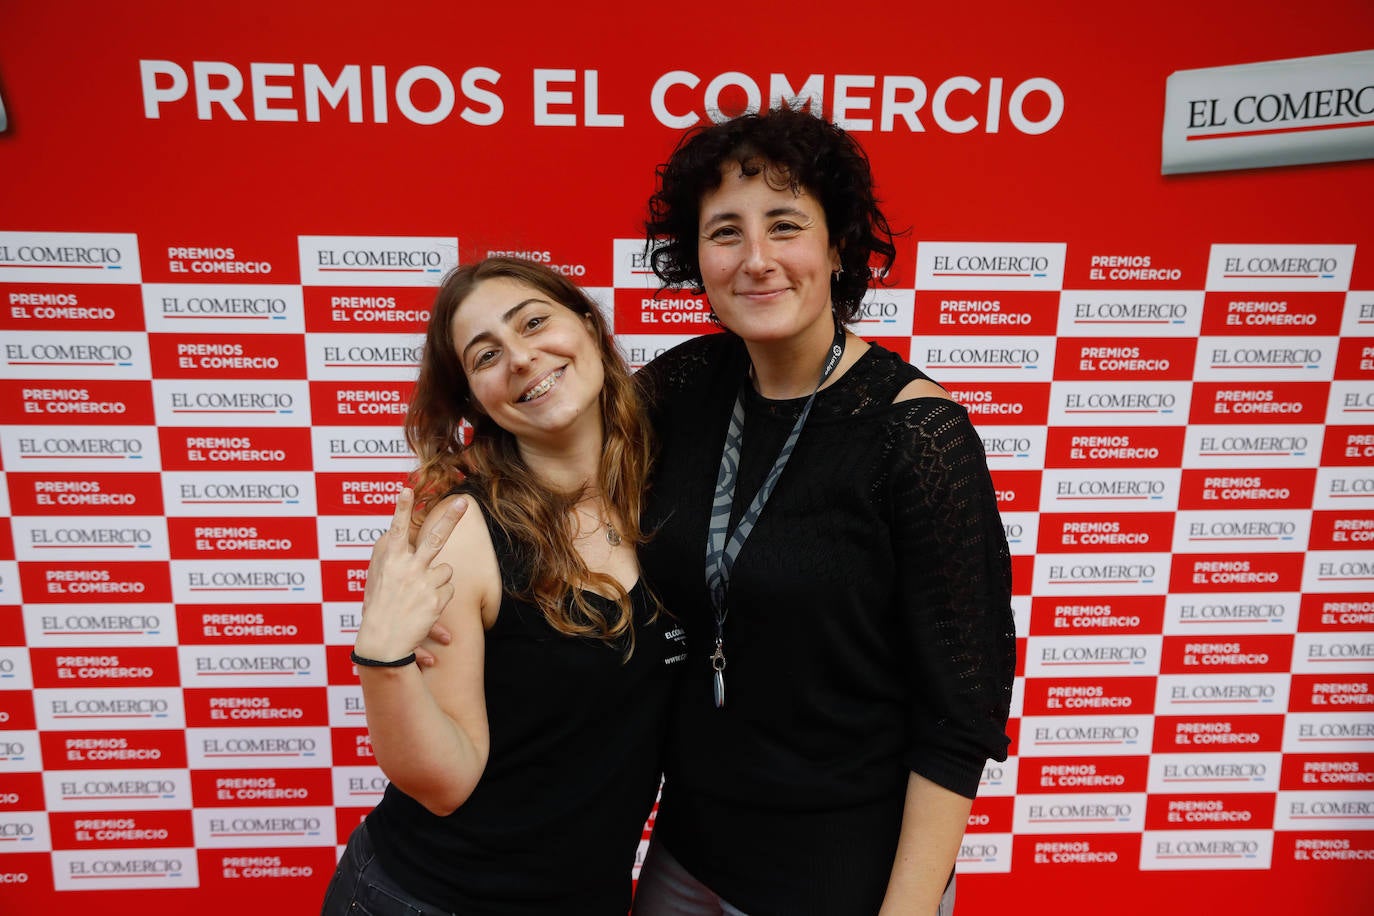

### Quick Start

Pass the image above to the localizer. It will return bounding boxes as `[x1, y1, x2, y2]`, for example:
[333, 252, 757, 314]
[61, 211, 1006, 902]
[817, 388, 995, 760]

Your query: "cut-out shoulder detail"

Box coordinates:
[892, 377, 952, 404]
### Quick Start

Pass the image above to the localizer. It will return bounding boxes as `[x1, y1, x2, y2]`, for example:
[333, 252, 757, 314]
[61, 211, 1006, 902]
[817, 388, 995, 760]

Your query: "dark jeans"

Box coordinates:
[321, 822, 451, 916]
[633, 836, 956, 916]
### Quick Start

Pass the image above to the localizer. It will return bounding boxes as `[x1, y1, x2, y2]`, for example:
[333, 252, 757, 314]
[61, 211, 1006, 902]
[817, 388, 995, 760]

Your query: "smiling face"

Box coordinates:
[697, 163, 841, 350]
[451, 276, 606, 450]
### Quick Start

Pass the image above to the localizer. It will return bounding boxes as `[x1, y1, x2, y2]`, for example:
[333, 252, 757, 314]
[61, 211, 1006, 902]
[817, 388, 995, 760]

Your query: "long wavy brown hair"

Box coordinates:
[407, 257, 655, 655]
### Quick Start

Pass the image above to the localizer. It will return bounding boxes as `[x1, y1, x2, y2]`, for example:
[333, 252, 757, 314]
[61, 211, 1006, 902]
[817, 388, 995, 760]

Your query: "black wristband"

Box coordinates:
[350, 650, 418, 668]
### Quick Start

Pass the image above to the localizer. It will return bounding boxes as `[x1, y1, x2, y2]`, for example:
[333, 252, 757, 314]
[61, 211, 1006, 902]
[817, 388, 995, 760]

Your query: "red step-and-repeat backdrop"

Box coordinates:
[1, 2, 1372, 913]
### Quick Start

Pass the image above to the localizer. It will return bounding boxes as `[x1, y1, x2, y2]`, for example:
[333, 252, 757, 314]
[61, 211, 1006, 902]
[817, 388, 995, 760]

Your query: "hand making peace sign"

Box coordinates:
[352, 488, 467, 666]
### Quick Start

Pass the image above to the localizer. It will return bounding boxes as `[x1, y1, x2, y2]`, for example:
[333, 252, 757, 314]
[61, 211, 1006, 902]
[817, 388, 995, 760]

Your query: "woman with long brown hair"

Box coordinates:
[320, 256, 684, 915]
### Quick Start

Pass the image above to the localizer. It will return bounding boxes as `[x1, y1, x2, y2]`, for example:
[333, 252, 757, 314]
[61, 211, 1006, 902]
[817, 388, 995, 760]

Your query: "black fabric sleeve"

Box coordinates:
[887, 398, 1016, 799]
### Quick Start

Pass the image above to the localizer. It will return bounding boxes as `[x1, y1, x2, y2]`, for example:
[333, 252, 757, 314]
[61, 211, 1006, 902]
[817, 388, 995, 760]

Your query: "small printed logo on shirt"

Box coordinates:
[663, 626, 687, 665]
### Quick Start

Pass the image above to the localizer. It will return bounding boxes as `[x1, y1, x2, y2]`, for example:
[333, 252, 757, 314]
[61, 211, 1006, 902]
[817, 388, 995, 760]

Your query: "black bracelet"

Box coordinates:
[350, 650, 417, 668]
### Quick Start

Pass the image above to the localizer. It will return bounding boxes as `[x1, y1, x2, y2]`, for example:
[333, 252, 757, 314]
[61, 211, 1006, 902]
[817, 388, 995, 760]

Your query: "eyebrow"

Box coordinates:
[460, 297, 545, 360]
[701, 205, 812, 231]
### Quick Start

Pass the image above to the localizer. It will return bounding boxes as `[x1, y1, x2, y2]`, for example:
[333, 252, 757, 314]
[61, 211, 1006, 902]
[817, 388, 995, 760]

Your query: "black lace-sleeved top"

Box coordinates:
[638, 333, 1015, 914]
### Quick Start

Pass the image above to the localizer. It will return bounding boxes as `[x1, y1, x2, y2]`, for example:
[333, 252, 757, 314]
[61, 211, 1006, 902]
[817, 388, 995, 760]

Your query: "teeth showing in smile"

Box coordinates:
[519, 368, 564, 402]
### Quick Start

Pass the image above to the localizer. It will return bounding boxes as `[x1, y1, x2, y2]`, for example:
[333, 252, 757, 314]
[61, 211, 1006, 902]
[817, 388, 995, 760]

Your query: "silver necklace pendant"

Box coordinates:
[711, 638, 727, 708]
[576, 502, 621, 546]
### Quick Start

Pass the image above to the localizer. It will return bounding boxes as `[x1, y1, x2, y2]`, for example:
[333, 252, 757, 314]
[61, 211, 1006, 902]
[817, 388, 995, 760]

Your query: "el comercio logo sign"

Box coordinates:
[1162, 50, 1374, 174]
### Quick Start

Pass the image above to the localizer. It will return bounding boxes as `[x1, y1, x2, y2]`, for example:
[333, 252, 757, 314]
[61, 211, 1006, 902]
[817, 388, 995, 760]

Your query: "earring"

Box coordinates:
[832, 266, 844, 281]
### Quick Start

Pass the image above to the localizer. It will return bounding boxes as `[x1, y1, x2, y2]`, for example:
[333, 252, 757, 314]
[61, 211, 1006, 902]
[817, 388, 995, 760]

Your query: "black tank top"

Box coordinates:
[365, 487, 684, 914]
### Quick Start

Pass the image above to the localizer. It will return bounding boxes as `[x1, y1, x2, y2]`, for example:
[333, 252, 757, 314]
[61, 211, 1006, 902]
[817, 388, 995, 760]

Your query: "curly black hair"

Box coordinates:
[644, 105, 899, 325]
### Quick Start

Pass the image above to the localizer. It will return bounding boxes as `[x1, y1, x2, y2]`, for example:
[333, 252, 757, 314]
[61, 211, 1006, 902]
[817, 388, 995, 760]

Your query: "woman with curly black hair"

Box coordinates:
[632, 106, 1015, 915]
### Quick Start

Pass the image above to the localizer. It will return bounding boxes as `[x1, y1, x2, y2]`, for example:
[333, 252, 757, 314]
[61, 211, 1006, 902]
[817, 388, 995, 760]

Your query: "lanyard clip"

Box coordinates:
[711, 638, 727, 709]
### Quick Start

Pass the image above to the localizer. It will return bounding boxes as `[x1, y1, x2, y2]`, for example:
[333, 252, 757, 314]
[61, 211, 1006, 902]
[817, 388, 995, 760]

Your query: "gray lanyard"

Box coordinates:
[704, 323, 846, 708]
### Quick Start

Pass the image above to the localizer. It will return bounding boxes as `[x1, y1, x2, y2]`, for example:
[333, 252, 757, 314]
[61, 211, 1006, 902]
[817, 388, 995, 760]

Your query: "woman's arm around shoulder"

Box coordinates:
[636, 332, 740, 409]
[353, 490, 503, 816]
